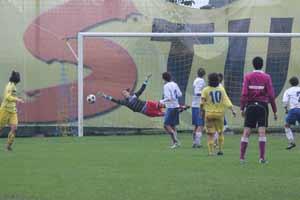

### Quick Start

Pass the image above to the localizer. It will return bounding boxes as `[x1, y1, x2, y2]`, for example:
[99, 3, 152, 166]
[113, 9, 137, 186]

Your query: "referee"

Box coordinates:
[239, 57, 277, 164]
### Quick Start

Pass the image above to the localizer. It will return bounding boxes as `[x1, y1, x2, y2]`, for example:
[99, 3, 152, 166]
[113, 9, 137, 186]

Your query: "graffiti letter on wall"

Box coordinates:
[224, 19, 250, 106]
[266, 18, 293, 97]
[151, 18, 214, 104]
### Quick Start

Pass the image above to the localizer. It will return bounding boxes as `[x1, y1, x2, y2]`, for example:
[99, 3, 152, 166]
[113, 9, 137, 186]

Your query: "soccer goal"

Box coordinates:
[76, 32, 300, 137]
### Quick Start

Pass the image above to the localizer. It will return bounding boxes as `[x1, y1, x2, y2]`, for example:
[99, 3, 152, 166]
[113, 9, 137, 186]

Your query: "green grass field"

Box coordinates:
[0, 134, 299, 200]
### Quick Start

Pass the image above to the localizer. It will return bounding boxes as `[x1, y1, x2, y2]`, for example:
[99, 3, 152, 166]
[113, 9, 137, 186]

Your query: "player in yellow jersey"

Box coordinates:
[201, 73, 236, 156]
[0, 71, 24, 151]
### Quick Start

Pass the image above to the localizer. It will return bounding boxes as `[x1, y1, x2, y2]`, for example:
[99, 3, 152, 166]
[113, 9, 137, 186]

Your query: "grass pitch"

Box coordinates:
[0, 134, 299, 200]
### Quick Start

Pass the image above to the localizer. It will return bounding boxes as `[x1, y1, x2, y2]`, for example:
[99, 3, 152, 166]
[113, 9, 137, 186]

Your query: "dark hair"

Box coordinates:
[218, 73, 223, 82]
[197, 68, 206, 78]
[289, 76, 299, 86]
[162, 72, 171, 82]
[208, 73, 220, 87]
[9, 70, 20, 84]
[252, 57, 263, 70]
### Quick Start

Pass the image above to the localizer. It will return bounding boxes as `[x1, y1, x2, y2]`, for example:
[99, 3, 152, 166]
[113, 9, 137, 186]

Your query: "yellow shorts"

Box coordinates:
[0, 108, 18, 129]
[205, 113, 224, 134]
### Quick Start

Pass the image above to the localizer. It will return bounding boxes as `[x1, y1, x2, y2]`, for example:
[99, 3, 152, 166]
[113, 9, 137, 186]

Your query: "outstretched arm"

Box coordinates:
[134, 74, 152, 97]
[98, 92, 126, 105]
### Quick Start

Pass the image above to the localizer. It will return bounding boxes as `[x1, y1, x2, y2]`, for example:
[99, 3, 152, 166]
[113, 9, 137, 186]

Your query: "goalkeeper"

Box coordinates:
[100, 75, 189, 117]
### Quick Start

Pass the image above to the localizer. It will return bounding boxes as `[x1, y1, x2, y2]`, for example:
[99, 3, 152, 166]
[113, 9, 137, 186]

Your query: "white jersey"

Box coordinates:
[192, 77, 206, 107]
[161, 81, 182, 108]
[282, 86, 300, 109]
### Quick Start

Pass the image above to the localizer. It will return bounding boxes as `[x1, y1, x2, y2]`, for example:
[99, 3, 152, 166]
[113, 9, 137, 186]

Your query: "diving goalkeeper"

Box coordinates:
[100, 75, 189, 117]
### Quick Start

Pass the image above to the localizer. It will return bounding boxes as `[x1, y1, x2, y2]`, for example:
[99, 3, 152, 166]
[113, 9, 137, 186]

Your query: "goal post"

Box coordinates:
[77, 32, 300, 137]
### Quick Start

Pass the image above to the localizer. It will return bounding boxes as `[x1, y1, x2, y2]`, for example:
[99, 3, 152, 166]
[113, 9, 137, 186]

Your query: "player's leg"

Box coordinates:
[194, 125, 203, 148]
[257, 103, 269, 163]
[240, 104, 256, 162]
[164, 108, 180, 148]
[258, 127, 267, 163]
[207, 132, 215, 156]
[224, 116, 229, 132]
[6, 113, 18, 151]
[205, 116, 216, 155]
[171, 125, 180, 146]
[213, 131, 218, 147]
[216, 117, 225, 155]
[0, 108, 7, 136]
[0, 109, 10, 150]
[192, 107, 203, 148]
[164, 125, 177, 145]
[240, 127, 251, 162]
[284, 109, 296, 150]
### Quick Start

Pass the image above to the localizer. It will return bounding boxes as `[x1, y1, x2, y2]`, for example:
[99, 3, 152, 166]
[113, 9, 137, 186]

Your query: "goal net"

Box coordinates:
[77, 32, 300, 137]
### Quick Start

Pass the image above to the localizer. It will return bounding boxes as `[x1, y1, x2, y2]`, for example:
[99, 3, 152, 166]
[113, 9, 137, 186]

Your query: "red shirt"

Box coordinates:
[240, 70, 277, 113]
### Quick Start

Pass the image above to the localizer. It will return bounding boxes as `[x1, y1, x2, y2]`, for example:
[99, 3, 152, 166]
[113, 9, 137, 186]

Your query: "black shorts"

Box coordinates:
[244, 102, 269, 128]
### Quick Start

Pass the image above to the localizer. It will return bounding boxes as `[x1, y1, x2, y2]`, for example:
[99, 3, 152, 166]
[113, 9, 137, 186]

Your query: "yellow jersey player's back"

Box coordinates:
[0, 70, 24, 151]
[201, 85, 233, 118]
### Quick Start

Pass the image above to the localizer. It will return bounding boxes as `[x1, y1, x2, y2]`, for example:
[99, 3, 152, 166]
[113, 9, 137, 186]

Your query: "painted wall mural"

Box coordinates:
[0, 0, 299, 129]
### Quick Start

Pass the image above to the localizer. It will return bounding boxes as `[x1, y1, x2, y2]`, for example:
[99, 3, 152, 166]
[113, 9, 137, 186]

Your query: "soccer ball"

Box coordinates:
[86, 94, 96, 104]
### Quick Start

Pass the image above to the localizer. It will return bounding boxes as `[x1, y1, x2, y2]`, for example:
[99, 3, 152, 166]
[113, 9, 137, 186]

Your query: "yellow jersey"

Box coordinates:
[201, 85, 233, 116]
[0, 82, 19, 113]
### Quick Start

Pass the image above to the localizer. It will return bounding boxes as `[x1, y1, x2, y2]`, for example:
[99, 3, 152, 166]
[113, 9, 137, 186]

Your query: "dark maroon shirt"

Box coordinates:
[240, 70, 277, 113]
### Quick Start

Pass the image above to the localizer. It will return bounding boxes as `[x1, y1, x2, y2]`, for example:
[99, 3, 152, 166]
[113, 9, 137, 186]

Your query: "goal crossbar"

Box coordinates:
[77, 32, 300, 137]
[79, 32, 300, 38]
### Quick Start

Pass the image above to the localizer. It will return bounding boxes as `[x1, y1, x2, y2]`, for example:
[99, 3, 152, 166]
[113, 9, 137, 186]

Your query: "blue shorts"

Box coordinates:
[164, 108, 179, 126]
[192, 107, 204, 126]
[285, 108, 300, 125]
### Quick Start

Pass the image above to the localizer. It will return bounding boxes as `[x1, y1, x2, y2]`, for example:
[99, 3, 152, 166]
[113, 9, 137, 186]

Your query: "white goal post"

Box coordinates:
[77, 32, 300, 137]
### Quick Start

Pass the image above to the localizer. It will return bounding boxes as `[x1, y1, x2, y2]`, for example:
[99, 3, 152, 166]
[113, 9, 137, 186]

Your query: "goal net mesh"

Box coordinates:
[80, 32, 296, 135]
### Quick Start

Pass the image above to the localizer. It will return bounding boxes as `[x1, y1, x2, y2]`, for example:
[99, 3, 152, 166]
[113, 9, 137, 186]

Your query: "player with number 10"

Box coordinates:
[201, 73, 236, 156]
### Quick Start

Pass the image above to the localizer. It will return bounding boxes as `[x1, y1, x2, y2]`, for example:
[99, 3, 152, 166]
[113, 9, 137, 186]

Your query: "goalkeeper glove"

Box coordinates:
[144, 74, 152, 85]
[102, 93, 112, 100]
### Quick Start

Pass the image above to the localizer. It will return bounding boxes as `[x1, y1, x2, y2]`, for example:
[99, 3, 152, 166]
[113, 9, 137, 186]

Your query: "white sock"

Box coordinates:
[174, 131, 179, 142]
[241, 137, 249, 143]
[285, 127, 294, 142]
[259, 136, 267, 142]
[195, 132, 202, 145]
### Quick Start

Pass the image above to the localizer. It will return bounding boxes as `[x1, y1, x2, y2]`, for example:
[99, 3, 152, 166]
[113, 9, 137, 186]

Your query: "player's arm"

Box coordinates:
[200, 98, 205, 119]
[176, 84, 183, 98]
[134, 74, 152, 97]
[100, 92, 126, 105]
[5, 89, 24, 103]
[200, 88, 208, 118]
[222, 88, 236, 117]
[282, 90, 289, 114]
[240, 75, 249, 117]
[266, 76, 277, 120]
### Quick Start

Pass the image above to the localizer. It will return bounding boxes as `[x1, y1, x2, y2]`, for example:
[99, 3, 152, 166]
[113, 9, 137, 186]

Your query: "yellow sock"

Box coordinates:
[218, 134, 224, 152]
[7, 131, 15, 145]
[207, 137, 214, 155]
